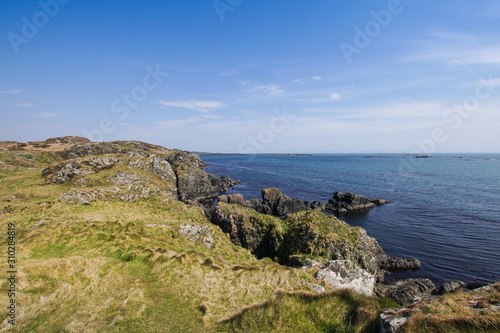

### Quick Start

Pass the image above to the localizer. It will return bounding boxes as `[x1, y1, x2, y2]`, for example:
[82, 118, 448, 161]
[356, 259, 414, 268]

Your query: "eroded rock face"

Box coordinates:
[375, 279, 436, 306]
[316, 260, 376, 296]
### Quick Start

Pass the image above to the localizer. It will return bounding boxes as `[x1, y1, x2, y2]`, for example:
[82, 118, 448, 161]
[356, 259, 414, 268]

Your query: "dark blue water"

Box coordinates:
[201, 154, 500, 285]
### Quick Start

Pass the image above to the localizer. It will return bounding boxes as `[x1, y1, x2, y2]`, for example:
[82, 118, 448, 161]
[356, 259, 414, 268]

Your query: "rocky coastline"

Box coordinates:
[4, 137, 497, 332]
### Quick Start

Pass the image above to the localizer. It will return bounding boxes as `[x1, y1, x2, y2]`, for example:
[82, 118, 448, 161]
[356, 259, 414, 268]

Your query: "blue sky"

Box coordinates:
[1, 0, 500, 153]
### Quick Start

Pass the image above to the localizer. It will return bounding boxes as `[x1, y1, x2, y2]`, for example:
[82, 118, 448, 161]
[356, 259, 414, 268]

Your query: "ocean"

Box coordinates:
[200, 153, 500, 286]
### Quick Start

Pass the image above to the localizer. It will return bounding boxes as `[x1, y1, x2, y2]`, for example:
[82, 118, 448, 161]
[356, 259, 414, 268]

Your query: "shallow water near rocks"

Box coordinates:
[201, 153, 500, 286]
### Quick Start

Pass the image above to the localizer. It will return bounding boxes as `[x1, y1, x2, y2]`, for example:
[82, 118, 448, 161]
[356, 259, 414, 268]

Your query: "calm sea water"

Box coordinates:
[201, 154, 500, 285]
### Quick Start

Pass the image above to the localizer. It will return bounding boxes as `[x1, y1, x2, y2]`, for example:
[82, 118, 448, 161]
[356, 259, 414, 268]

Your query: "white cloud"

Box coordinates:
[30, 112, 64, 118]
[0, 89, 20, 94]
[312, 76, 322, 80]
[255, 84, 285, 96]
[159, 100, 225, 112]
[293, 78, 304, 84]
[16, 102, 34, 107]
[329, 92, 342, 101]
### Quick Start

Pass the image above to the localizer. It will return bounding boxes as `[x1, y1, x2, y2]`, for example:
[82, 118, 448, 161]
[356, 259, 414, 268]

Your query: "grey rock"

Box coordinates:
[370, 198, 391, 206]
[378, 256, 421, 271]
[261, 188, 311, 218]
[302, 258, 319, 268]
[316, 260, 376, 296]
[375, 278, 436, 306]
[179, 224, 214, 249]
[61, 190, 105, 205]
[439, 280, 467, 295]
[379, 308, 410, 333]
[326, 191, 375, 214]
[302, 281, 325, 294]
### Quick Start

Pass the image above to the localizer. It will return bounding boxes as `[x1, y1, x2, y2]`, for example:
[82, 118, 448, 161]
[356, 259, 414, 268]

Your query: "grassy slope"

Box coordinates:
[0, 148, 498, 332]
[0, 150, 393, 332]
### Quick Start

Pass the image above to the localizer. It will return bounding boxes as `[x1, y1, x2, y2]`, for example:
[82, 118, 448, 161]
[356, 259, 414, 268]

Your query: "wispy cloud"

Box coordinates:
[0, 90, 21, 94]
[30, 112, 64, 118]
[312, 76, 322, 80]
[329, 92, 342, 101]
[293, 78, 304, 85]
[220, 70, 238, 77]
[403, 30, 500, 65]
[159, 100, 225, 112]
[255, 84, 285, 96]
[16, 102, 34, 107]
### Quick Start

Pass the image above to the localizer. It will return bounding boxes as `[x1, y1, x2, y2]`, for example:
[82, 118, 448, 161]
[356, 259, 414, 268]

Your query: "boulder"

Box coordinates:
[375, 279, 436, 306]
[316, 260, 376, 296]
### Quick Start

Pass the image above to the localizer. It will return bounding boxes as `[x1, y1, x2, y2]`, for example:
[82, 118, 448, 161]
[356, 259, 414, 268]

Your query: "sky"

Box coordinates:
[1, 0, 500, 153]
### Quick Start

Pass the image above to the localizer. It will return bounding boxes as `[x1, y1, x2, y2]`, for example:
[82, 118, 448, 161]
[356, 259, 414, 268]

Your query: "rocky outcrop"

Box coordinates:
[375, 279, 436, 306]
[179, 224, 214, 249]
[211, 203, 419, 285]
[210, 203, 284, 259]
[218, 189, 387, 218]
[326, 191, 389, 214]
[261, 188, 313, 217]
[41, 144, 238, 206]
[316, 260, 376, 296]
[217, 189, 324, 219]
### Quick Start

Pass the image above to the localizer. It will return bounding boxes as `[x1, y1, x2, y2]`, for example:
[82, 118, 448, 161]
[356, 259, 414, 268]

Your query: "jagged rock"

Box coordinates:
[302, 281, 325, 294]
[210, 203, 284, 259]
[375, 279, 436, 306]
[179, 224, 213, 249]
[326, 191, 376, 214]
[170, 152, 239, 205]
[378, 256, 421, 271]
[439, 280, 467, 295]
[261, 188, 311, 217]
[316, 260, 376, 296]
[379, 308, 410, 333]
